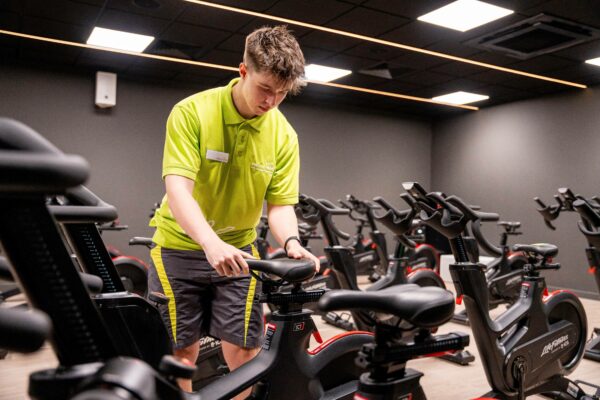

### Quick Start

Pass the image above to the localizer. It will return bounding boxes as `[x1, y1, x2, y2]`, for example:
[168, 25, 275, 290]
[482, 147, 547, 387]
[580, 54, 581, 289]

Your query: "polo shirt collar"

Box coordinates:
[223, 78, 269, 131]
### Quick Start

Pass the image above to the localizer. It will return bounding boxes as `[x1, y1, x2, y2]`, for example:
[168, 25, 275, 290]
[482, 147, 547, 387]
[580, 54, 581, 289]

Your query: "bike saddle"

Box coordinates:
[512, 243, 558, 258]
[318, 284, 454, 329]
[498, 221, 521, 229]
[129, 237, 153, 247]
[248, 259, 315, 283]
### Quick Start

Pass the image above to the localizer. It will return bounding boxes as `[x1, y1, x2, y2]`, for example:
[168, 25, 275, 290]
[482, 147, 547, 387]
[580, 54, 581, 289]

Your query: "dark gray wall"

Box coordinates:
[432, 87, 600, 298]
[0, 62, 431, 260]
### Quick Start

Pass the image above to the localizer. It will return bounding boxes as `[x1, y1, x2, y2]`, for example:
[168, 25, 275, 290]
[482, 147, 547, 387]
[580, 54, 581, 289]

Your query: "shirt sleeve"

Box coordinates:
[161, 105, 201, 181]
[266, 131, 300, 205]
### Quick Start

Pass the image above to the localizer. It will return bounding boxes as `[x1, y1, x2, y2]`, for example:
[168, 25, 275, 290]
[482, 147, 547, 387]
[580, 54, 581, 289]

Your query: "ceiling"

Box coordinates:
[1, 0, 600, 119]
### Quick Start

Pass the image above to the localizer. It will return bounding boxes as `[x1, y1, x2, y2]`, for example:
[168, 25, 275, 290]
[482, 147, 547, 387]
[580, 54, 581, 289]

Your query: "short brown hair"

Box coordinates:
[244, 25, 306, 95]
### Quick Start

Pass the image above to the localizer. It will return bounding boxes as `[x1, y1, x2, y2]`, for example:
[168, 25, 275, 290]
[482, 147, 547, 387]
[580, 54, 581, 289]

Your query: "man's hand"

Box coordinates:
[285, 240, 321, 272]
[203, 237, 255, 277]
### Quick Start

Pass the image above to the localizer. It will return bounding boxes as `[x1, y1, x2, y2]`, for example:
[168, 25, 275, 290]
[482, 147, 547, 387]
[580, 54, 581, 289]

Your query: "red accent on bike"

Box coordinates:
[589, 266, 597, 274]
[414, 243, 441, 272]
[112, 255, 150, 270]
[267, 323, 277, 331]
[307, 331, 373, 355]
[106, 245, 123, 257]
[543, 288, 549, 297]
[419, 350, 455, 359]
[312, 329, 323, 344]
[354, 394, 369, 400]
[456, 295, 463, 305]
[543, 289, 576, 303]
[370, 243, 377, 249]
[407, 266, 413, 274]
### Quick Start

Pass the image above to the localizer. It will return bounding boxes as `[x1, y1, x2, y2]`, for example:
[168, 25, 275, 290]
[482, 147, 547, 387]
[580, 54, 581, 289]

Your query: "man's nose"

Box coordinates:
[265, 93, 276, 107]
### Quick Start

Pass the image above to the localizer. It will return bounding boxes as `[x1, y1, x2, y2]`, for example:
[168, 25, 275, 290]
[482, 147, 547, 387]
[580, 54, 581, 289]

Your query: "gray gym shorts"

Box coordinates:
[148, 244, 263, 350]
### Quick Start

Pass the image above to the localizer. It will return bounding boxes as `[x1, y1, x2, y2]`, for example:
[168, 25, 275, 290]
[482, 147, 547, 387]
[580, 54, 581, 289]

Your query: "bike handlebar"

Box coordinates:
[296, 195, 351, 243]
[48, 185, 119, 223]
[0, 118, 89, 193]
[371, 196, 418, 247]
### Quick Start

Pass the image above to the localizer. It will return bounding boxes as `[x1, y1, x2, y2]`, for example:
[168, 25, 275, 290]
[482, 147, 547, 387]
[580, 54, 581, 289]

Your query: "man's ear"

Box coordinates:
[239, 62, 247, 78]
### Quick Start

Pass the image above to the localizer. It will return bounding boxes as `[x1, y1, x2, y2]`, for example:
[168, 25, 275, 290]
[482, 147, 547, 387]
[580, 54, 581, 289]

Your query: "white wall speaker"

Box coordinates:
[95, 71, 117, 108]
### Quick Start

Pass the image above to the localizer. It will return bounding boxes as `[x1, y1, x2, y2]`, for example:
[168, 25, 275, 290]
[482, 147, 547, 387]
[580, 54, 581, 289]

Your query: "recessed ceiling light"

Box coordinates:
[585, 57, 600, 66]
[305, 64, 351, 82]
[432, 91, 489, 105]
[418, 0, 513, 32]
[86, 27, 154, 52]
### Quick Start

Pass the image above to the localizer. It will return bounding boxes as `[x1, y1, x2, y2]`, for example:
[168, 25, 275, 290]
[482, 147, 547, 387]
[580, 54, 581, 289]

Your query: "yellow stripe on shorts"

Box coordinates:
[243, 244, 260, 347]
[150, 245, 178, 344]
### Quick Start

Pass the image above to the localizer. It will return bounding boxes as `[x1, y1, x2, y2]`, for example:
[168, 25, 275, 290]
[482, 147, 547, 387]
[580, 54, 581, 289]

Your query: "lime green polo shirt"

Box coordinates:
[150, 78, 300, 251]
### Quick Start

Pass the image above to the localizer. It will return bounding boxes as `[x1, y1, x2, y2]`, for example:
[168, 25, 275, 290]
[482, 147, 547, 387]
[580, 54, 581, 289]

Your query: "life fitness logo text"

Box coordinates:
[541, 334, 570, 357]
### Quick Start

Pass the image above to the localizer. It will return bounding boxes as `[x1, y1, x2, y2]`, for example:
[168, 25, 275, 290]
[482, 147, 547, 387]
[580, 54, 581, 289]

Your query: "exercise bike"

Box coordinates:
[403, 182, 600, 400]
[297, 194, 474, 365]
[450, 210, 528, 325]
[338, 195, 382, 278]
[371, 196, 441, 273]
[73, 282, 471, 400]
[535, 187, 600, 362]
[348, 195, 441, 281]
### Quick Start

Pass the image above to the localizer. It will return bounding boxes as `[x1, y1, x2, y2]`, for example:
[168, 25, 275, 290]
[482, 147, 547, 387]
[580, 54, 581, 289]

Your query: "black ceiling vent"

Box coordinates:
[149, 40, 204, 60]
[358, 62, 413, 79]
[465, 14, 600, 59]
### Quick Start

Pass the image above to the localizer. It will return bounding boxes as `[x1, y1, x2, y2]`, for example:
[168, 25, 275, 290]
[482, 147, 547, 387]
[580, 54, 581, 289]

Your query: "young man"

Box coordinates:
[148, 25, 319, 395]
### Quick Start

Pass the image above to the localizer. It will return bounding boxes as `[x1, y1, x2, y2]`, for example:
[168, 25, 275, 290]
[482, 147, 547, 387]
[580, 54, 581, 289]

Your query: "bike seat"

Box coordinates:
[498, 221, 521, 229]
[249, 259, 315, 283]
[512, 243, 558, 258]
[129, 237, 153, 247]
[318, 284, 454, 329]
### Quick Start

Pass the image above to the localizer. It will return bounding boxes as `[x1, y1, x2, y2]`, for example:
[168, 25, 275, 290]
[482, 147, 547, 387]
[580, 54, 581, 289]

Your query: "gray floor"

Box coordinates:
[1, 282, 599, 399]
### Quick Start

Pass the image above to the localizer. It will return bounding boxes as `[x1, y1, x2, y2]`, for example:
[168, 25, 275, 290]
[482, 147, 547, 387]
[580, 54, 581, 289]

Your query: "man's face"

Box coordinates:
[241, 64, 292, 116]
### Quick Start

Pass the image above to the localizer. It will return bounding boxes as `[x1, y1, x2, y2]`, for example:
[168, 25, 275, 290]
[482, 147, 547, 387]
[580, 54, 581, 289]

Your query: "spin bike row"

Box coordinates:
[0, 118, 465, 400]
[0, 117, 598, 400]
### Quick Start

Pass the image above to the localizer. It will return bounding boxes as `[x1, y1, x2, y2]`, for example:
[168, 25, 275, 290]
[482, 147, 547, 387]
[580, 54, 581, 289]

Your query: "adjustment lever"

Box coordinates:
[538, 262, 561, 271]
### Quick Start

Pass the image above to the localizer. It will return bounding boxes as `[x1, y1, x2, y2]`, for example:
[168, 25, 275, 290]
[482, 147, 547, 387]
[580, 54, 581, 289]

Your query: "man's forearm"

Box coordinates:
[266, 204, 299, 248]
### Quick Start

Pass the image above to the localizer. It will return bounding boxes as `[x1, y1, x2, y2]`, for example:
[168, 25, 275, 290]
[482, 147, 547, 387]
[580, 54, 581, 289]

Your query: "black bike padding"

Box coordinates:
[248, 259, 315, 282]
[49, 186, 118, 224]
[0, 307, 50, 353]
[319, 284, 455, 329]
[512, 243, 558, 258]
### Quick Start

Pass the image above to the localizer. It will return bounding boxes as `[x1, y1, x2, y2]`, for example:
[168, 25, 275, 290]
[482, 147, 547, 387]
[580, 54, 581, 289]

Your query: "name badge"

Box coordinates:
[206, 149, 229, 163]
